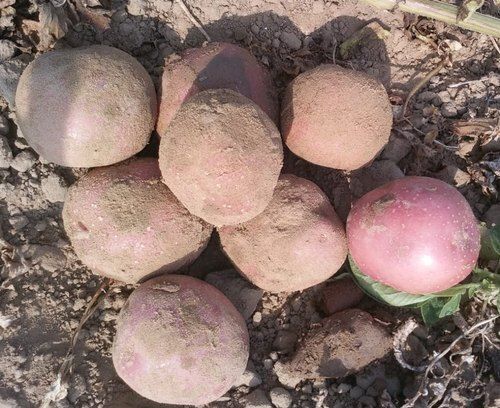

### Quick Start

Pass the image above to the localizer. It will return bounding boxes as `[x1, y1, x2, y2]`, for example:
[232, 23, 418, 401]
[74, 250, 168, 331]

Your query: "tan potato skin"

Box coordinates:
[281, 65, 392, 171]
[15, 45, 157, 167]
[218, 174, 348, 292]
[62, 158, 213, 283]
[112, 274, 249, 405]
[159, 89, 283, 227]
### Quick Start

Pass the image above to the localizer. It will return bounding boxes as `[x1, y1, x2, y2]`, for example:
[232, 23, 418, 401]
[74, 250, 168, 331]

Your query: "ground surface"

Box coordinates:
[0, 0, 499, 407]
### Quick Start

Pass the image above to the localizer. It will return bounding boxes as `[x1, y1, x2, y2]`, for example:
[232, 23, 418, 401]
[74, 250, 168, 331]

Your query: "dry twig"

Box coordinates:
[393, 318, 428, 372]
[175, 0, 211, 42]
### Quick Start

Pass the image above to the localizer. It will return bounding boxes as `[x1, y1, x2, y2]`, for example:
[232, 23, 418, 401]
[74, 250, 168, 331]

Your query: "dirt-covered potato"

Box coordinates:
[15, 45, 156, 167]
[112, 274, 249, 405]
[159, 89, 283, 226]
[156, 42, 278, 136]
[347, 176, 480, 294]
[62, 158, 212, 283]
[218, 174, 347, 292]
[281, 65, 392, 170]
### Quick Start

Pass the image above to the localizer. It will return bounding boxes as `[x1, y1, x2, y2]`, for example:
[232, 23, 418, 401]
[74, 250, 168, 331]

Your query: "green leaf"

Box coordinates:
[490, 225, 500, 255]
[420, 298, 446, 326]
[349, 255, 434, 307]
[438, 293, 462, 318]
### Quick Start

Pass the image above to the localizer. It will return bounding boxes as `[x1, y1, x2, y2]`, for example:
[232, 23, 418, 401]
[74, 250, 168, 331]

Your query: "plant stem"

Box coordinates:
[363, 0, 500, 38]
[475, 269, 500, 284]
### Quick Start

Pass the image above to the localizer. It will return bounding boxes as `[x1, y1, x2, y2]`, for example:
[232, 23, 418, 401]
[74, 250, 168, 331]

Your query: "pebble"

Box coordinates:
[358, 395, 377, 406]
[337, 383, 351, 394]
[269, 387, 292, 408]
[280, 31, 302, 50]
[9, 215, 28, 230]
[10, 151, 36, 172]
[33, 245, 67, 272]
[272, 330, 297, 353]
[349, 386, 364, 399]
[381, 134, 412, 162]
[235, 368, 262, 388]
[441, 102, 458, 118]
[41, 174, 68, 203]
[263, 358, 274, 370]
[356, 365, 385, 389]
[0, 39, 17, 62]
[320, 277, 364, 315]
[0, 135, 12, 169]
[241, 389, 273, 408]
[72, 299, 86, 312]
[205, 269, 263, 320]
[0, 114, 9, 135]
[253, 311, 262, 325]
[0, 55, 31, 108]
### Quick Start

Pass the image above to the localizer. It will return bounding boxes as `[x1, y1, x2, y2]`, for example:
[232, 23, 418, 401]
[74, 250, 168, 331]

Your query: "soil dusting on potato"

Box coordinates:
[0, 0, 499, 407]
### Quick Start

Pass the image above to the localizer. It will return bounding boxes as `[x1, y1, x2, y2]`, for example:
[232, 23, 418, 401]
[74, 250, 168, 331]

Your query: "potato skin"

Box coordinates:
[281, 65, 392, 170]
[159, 89, 283, 226]
[15, 45, 156, 167]
[112, 274, 249, 405]
[157, 42, 278, 136]
[218, 174, 348, 292]
[347, 176, 480, 294]
[62, 158, 212, 283]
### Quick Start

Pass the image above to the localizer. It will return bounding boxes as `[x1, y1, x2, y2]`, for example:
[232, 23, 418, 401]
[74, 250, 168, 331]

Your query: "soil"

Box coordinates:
[0, 0, 499, 407]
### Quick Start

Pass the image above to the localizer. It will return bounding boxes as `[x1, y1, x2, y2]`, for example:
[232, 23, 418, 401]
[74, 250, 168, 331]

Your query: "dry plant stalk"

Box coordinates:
[363, 0, 500, 38]
[40, 278, 113, 408]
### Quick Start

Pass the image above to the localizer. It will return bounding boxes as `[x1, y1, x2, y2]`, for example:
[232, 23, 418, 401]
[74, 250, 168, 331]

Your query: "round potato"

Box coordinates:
[347, 176, 480, 294]
[112, 274, 249, 405]
[159, 89, 283, 226]
[62, 158, 212, 283]
[281, 64, 392, 170]
[15, 45, 156, 167]
[218, 174, 348, 292]
[157, 42, 278, 136]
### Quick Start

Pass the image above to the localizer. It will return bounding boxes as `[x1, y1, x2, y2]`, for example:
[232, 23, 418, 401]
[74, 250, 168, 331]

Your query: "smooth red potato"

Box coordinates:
[157, 42, 278, 136]
[347, 176, 480, 294]
[112, 274, 249, 405]
[281, 65, 392, 170]
[15, 45, 156, 167]
[63, 158, 212, 283]
[218, 174, 348, 292]
[159, 89, 283, 226]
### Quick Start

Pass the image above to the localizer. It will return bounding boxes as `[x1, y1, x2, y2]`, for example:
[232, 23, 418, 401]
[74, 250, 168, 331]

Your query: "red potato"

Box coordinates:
[281, 65, 392, 170]
[62, 158, 212, 283]
[157, 42, 278, 136]
[112, 274, 249, 405]
[218, 174, 348, 292]
[347, 176, 480, 294]
[15, 45, 156, 167]
[159, 89, 283, 226]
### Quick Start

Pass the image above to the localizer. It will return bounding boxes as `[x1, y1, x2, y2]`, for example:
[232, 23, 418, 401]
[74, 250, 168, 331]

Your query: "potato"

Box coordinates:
[62, 158, 212, 283]
[112, 274, 249, 405]
[347, 176, 480, 294]
[218, 174, 348, 292]
[159, 89, 283, 226]
[156, 42, 278, 136]
[281, 65, 392, 170]
[15, 45, 156, 167]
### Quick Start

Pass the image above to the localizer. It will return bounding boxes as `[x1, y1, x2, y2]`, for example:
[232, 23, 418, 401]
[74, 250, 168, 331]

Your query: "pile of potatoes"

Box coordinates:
[16, 43, 481, 405]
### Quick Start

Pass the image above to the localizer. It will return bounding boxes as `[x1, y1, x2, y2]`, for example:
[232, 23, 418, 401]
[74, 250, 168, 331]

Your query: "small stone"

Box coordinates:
[9, 215, 28, 230]
[126, 0, 147, 16]
[441, 102, 458, 118]
[356, 365, 384, 389]
[205, 269, 263, 320]
[418, 91, 438, 102]
[240, 389, 273, 408]
[234, 27, 247, 41]
[484, 205, 500, 227]
[10, 151, 36, 172]
[0, 39, 17, 62]
[0, 55, 31, 108]
[381, 134, 412, 162]
[41, 174, 68, 203]
[273, 361, 301, 388]
[337, 383, 351, 394]
[269, 387, 292, 408]
[0, 136, 12, 168]
[253, 311, 262, 325]
[33, 245, 67, 272]
[349, 386, 364, 399]
[273, 330, 297, 353]
[263, 358, 274, 369]
[366, 386, 379, 397]
[251, 24, 260, 35]
[280, 31, 302, 50]
[358, 395, 376, 406]
[235, 368, 262, 388]
[320, 277, 364, 315]
[301, 384, 312, 394]
[72, 299, 86, 312]
[435, 165, 470, 188]
[0, 114, 9, 135]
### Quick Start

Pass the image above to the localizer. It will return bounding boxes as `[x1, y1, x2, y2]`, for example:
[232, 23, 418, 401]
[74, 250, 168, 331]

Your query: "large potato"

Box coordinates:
[159, 89, 283, 226]
[281, 65, 392, 170]
[15, 45, 156, 167]
[157, 42, 278, 136]
[112, 274, 249, 405]
[347, 176, 480, 294]
[218, 174, 348, 292]
[63, 158, 212, 283]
